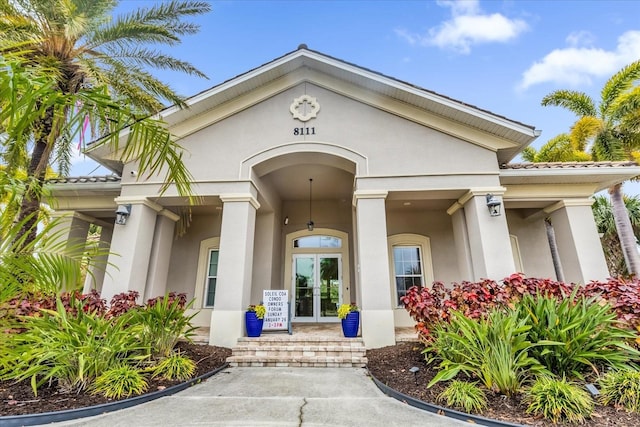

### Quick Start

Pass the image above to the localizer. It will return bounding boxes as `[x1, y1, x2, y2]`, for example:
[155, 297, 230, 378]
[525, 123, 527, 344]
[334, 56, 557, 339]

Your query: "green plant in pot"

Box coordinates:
[245, 304, 266, 337]
[338, 303, 360, 337]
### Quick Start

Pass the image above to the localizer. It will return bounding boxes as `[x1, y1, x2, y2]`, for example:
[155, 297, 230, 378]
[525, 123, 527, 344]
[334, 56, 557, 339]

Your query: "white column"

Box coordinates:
[144, 210, 180, 301]
[449, 208, 474, 281]
[354, 190, 395, 349]
[101, 198, 161, 304]
[462, 191, 515, 280]
[83, 225, 113, 294]
[49, 212, 91, 291]
[547, 200, 609, 283]
[209, 194, 259, 348]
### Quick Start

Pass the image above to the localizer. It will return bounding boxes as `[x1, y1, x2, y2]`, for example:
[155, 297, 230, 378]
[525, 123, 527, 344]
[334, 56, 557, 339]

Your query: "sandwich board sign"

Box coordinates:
[263, 290, 289, 331]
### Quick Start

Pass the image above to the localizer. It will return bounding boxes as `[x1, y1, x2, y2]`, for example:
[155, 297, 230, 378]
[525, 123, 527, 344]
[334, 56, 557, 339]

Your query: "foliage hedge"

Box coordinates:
[401, 273, 640, 340]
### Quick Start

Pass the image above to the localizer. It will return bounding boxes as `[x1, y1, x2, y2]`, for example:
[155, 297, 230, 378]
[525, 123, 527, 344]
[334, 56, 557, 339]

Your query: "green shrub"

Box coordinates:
[525, 376, 594, 424]
[517, 293, 639, 379]
[426, 308, 546, 396]
[132, 294, 197, 358]
[92, 364, 148, 399]
[437, 380, 487, 413]
[0, 297, 148, 395]
[599, 370, 640, 413]
[152, 352, 196, 381]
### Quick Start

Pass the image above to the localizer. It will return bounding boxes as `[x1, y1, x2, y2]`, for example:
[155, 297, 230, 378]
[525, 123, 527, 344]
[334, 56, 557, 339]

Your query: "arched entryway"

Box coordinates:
[284, 229, 351, 322]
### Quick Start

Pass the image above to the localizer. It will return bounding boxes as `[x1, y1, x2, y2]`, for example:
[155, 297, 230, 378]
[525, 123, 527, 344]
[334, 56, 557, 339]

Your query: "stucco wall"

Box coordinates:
[172, 83, 499, 184]
[505, 210, 556, 279]
[166, 213, 222, 298]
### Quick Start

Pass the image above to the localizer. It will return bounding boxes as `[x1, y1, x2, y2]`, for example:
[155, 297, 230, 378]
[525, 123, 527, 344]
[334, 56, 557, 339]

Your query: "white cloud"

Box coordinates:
[520, 30, 640, 90]
[396, 0, 528, 54]
[565, 31, 595, 47]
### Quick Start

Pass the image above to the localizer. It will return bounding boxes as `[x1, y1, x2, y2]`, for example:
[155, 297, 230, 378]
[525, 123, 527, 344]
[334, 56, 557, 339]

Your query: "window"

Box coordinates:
[392, 246, 424, 305]
[205, 249, 219, 307]
[293, 235, 341, 248]
[388, 234, 434, 307]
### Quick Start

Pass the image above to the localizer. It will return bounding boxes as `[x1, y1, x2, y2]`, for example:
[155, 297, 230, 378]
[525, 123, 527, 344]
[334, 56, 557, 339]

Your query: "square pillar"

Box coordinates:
[547, 200, 609, 283]
[83, 225, 113, 294]
[101, 198, 162, 304]
[354, 190, 395, 349]
[209, 194, 260, 348]
[144, 210, 180, 301]
[49, 212, 91, 291]
[461, 191, 515, 280]
[449, 208, 474, 281]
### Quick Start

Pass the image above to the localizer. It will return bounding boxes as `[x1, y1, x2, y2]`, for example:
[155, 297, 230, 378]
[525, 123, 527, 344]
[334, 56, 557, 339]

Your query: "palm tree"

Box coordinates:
[0, 0, 211, 244]
[592, 194, 640, 276]
[541, 61, 640, 276]
[521, 133, 591, 163]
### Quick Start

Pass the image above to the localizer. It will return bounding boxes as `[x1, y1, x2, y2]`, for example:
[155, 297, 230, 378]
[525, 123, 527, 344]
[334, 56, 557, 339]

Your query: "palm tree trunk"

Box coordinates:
[545, 218, 565, 282]
[16, 109, 54, 248]
[609, 183, 640, 277]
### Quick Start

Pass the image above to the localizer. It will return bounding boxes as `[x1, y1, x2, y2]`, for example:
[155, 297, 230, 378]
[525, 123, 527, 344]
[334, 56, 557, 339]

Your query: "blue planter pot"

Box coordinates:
[245, 311, 264, 337]
[341, 311, 360, 337]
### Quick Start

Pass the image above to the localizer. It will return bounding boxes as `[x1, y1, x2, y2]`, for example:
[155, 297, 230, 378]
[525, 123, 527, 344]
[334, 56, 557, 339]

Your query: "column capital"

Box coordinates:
[447, 187, 506, 215]
[158, 209, 181, 222]
[114, 196, 164, 213]
[50, 211, 113, 229]
[219, 193, 260, 210]
[352, 190, 388, 206]
[544, 198, 595, 214]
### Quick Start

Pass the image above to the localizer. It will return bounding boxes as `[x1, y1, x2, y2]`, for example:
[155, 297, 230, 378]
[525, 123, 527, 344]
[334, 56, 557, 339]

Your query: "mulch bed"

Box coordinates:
[367, 342, 640, 427]
[0, 342, 231, 417]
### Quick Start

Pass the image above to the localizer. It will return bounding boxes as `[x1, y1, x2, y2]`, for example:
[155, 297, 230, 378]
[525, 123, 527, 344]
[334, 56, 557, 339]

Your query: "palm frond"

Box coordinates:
[592, 130, 625, 161]
[521, 146, 536, 162]
[601, 60, 640, 114]
[541, 90, 597, 117]
[610, 86, 640, 123]
[101, 47, 207, 78]
[570, 116, 601, 152]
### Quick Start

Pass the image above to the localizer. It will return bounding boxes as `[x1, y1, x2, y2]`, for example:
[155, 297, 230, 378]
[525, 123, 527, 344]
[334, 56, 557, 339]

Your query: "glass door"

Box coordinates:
[293, 254, 342, 322]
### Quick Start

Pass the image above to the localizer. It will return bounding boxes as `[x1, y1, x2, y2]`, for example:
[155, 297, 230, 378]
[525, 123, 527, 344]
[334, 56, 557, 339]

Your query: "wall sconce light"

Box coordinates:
[307, 178, 314, 231]
[115, 204, 131, 225]
[284, 216, 289, 226]
[485, 194, 501, 217]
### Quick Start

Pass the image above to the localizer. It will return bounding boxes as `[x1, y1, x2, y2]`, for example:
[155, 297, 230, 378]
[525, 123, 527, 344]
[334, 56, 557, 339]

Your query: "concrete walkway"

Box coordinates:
[47, 368, 470, 427]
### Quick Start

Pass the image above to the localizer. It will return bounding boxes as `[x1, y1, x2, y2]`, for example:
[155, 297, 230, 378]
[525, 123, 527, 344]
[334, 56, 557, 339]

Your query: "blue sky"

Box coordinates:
[74, 0, 640, 194]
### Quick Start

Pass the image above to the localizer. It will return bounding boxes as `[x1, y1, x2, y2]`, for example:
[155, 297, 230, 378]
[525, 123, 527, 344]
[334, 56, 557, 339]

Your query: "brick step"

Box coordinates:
[236, 337, 364, 345]
[231, 346, 366, 357]
[228, 335, 367, 367]
[226, 355, 368, 368]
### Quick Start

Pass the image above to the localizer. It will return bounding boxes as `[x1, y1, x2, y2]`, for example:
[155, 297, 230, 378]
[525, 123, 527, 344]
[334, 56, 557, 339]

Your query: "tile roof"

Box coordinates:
[46, 175, 121, 184]
[502, 161, 639, 170]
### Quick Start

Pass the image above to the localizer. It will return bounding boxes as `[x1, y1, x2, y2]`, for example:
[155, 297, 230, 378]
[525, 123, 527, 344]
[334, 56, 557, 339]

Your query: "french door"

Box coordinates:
[293, 254, 342, 322]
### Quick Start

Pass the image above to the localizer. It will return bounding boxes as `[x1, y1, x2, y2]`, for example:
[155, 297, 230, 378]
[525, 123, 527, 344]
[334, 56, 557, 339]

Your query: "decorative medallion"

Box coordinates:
[290, 95, 320, 122]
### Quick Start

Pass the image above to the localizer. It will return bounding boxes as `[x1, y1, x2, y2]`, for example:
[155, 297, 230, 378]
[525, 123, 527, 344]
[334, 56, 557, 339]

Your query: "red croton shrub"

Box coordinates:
[1, 290, 189, 324]
[401, 273, 640, 341]
[579, 277, 640, 331]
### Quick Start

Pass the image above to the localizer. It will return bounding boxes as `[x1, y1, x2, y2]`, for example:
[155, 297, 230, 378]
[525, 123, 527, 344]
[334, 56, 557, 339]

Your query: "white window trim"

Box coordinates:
[388, 233, 434, 307]
[194, 237, 220, 309]
[510, 234, 524, 273]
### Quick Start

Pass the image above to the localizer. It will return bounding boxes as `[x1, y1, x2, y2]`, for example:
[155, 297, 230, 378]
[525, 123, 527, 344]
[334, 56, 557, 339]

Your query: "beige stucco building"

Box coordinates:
[49, 46, 640, 349]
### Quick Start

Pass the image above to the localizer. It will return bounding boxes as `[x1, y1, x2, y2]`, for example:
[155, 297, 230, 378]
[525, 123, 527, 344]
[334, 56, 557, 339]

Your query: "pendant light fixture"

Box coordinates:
[307, 178, 314, 231]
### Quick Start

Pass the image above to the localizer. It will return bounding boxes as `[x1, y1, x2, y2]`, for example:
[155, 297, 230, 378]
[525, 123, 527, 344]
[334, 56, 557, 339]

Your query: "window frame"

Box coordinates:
[204, 248, 219, 308]
[387, 234, 434, 307]
[194, 237, 220, 309]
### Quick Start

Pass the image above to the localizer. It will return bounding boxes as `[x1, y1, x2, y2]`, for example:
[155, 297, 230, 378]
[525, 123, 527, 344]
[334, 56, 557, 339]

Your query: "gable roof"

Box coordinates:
[87, 45, 541, 171]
